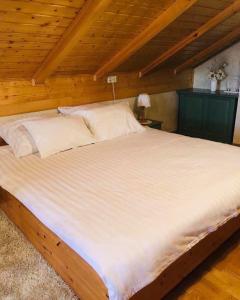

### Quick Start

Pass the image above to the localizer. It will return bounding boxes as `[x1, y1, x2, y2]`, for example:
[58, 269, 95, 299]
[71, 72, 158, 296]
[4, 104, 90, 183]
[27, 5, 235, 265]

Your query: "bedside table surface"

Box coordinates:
[149, 119, 162, 125]
[146, 120, 163, 130]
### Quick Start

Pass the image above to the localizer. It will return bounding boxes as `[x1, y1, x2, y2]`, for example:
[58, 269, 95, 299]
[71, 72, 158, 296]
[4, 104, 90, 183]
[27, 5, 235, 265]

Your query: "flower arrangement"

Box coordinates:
[208, 61, 228, 92]
[208, 62, 227, 81]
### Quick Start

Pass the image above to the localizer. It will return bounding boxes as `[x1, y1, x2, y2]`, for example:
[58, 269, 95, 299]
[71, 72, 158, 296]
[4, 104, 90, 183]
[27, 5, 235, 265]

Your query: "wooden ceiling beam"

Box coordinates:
[94, 0, 198, 80]
[139, 0, 240, 77]
[32, 0, 112, 84]
[174, 27, 240, 74]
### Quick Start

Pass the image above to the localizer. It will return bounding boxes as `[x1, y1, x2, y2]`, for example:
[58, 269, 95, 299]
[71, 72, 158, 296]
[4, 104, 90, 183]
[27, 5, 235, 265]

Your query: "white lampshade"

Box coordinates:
[137, 93, 151, 108]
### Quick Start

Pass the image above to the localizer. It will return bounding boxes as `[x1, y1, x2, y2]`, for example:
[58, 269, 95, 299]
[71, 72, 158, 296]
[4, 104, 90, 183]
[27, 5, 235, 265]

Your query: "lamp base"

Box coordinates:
[138, 106, 151, 125]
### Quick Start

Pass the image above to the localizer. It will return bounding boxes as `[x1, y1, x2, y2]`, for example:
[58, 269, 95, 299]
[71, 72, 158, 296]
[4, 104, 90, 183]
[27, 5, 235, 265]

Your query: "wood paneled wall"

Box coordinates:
[0, 69, 193, 116]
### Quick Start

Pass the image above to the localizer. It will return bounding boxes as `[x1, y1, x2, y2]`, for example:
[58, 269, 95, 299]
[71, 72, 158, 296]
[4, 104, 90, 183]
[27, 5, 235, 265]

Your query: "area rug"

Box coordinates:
[0, 210, 78, 300]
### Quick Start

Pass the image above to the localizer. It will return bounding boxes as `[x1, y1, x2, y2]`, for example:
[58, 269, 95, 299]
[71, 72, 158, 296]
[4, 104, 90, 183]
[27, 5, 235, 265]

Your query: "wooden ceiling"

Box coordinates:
[0, 0, 239, 82]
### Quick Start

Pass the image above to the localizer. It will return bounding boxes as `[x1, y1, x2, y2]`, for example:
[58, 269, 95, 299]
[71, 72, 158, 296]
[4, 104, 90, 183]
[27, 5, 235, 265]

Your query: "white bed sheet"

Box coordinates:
[0, 129, 240, 300]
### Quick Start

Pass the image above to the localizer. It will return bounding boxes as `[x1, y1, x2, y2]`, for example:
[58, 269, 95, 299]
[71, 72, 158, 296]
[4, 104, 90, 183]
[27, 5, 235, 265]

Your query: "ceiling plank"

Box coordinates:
[32, 0, 112, 84]
[94, 0, 198, 80]
[139, 0, 240, 77]
[174, 27, 240, 74]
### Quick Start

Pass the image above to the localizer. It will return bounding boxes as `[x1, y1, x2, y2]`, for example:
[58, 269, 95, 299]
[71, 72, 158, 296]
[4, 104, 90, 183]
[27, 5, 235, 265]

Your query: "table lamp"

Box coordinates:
[137, 93, 151, 125]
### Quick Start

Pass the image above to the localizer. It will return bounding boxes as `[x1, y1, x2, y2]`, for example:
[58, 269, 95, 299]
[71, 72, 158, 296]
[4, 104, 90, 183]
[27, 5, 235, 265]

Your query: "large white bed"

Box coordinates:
[1, 128, 240, 300]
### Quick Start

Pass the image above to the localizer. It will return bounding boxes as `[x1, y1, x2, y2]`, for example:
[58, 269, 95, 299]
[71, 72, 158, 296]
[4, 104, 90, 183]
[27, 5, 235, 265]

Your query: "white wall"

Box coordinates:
[193, 41, 240, 91]
[120, 92, 178, 132]
[146, 92, 178, 132]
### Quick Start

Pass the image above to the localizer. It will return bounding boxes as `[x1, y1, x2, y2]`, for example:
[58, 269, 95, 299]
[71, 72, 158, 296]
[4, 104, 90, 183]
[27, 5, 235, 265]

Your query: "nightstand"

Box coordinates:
[147, 120, 163, 130]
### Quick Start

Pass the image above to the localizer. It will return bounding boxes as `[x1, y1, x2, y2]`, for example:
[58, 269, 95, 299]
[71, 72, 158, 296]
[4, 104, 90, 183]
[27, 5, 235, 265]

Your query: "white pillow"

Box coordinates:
[23, 116, 95, 158]
[58, 102, 110, 115]
[75, 102, 145, 141]
[0, 116, 44, 157]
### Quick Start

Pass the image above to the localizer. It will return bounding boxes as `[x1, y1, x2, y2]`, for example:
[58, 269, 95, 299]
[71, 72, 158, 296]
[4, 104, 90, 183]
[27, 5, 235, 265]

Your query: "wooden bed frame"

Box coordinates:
[0, 187, 240, 300]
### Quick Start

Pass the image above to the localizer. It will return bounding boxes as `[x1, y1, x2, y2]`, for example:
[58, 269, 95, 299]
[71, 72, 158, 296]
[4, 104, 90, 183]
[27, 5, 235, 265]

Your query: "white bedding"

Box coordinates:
[0, 129, 240, 300]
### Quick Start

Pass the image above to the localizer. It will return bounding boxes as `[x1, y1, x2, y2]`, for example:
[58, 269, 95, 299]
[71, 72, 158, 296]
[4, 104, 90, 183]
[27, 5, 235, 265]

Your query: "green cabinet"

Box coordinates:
[178, 89, 238, 144]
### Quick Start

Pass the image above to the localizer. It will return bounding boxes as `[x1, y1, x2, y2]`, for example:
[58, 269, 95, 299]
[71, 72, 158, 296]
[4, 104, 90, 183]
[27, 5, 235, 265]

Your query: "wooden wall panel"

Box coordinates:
[0, 0, 238, 79]
[0, 69, 193, 116]
[0, 0, 85, 79]
[116, 0, 238, 72]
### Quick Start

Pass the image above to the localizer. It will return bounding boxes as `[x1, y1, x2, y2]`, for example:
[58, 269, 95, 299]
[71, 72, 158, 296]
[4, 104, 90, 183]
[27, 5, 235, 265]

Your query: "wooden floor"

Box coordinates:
[165, 230, 240, 300]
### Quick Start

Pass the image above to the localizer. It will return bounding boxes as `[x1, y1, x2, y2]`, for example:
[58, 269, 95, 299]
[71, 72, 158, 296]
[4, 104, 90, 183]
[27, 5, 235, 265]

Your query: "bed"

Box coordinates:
[1, 128, 240, 300]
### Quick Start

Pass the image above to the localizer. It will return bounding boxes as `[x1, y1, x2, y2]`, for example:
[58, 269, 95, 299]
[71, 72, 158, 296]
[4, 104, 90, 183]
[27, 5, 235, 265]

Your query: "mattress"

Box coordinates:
[0, 129, 240, 300]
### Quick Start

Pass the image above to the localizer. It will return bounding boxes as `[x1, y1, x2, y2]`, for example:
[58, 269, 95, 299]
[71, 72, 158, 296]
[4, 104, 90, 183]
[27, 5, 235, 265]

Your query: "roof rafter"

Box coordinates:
[139, 0, 240, 77]
[174, 27, 240, 74]
[32, 0, 112, 84]
[94, 0, 198, 80]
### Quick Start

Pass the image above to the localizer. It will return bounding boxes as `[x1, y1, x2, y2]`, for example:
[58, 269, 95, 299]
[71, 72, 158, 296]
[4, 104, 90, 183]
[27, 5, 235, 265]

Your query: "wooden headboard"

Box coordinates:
[0, 138, 6, 146]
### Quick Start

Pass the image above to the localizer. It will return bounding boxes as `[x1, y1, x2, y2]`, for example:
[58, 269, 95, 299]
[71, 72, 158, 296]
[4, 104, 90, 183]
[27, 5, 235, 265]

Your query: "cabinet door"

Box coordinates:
[178, 95, 204, 138]
[203, 96, 236, 143]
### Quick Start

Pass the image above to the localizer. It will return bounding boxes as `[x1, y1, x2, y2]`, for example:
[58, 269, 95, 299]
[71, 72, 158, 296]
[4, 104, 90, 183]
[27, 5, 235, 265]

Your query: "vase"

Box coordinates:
[210, 79, 217, 92]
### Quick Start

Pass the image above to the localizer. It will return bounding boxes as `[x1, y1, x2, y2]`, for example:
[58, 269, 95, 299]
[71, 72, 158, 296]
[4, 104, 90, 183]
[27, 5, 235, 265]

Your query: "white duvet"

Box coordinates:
[0, 129, 240, 300]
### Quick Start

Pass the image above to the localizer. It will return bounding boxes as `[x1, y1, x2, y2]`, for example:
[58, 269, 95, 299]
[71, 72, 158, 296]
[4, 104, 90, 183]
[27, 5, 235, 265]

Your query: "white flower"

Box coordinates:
[216, 69, 226, 81]
[208, 71, 217, 80]
[207, 61, 228, 81]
